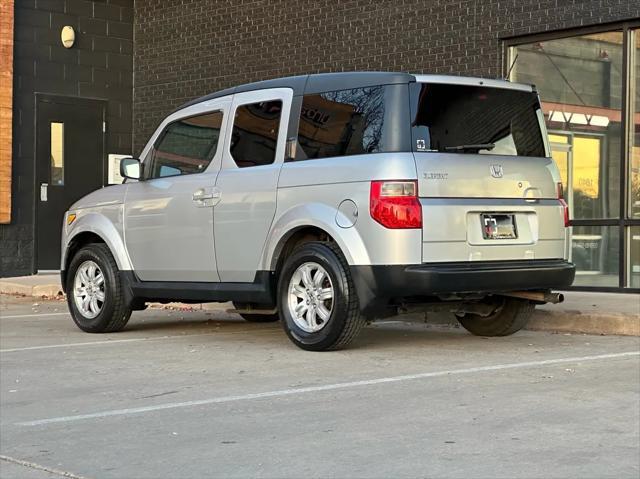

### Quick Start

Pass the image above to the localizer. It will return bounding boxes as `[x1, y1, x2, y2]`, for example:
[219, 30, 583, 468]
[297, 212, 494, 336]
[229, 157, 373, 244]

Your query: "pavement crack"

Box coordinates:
[139, 390, 180, 399]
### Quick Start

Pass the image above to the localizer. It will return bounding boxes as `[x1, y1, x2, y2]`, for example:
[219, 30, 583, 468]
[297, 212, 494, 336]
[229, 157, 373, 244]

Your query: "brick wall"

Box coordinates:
[133, 0, 640, 153]
[0, 0, 133, 277]
[0, 0, 14, 225]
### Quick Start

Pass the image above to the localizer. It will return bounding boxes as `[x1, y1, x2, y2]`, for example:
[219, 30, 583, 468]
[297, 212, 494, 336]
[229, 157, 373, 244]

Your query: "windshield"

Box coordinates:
[411, 83, 547, 157]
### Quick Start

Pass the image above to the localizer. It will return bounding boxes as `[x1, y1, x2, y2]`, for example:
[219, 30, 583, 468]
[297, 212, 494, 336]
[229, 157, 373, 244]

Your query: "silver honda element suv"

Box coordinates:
[61, 72, 574, 351]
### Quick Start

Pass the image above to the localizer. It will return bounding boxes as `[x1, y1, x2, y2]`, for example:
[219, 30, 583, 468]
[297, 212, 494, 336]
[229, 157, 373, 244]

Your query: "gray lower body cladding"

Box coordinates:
[350, 259, 575, 314]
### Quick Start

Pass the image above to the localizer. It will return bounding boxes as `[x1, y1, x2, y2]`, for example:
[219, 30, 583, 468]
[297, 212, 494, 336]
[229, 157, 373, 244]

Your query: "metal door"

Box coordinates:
[123, 99, 231, 282]
[214, 88, 293, 282]
[36, 96, 105, 271]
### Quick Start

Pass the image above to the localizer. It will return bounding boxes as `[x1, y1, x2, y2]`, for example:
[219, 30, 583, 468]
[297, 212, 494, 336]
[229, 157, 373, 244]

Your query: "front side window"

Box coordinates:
[411, 83, 546, 157]
[297, 86, 387, 160]
[230, 100, 282, 168]
[148, 111, 223, 179]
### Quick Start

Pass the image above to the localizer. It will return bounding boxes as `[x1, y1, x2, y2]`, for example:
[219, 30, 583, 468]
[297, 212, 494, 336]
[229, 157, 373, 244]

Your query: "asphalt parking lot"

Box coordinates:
[1, 295, 639, 479]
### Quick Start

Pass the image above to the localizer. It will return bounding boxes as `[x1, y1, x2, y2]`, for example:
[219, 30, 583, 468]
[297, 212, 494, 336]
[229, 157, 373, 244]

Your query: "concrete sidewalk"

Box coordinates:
[1, 273, 638, 336]
[0, 273, 63, 298]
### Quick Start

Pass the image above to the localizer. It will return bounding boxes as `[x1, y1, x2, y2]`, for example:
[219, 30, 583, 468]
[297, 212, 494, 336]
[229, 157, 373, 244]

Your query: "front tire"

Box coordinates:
[278, 242, 365, 351]
[67, 243, 132, 333]
[456, 297, 534, 337]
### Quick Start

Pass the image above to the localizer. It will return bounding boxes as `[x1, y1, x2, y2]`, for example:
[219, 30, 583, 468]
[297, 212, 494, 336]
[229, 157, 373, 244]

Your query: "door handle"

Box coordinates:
[192, 188, 221, 206]
[192, 191, 214, 201]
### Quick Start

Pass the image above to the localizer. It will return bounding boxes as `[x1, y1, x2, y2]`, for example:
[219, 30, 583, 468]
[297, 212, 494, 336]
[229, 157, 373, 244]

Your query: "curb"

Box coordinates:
[527, 309, 639, 336]
[0, 282, 64, 298]
[1, 287, 637, 337]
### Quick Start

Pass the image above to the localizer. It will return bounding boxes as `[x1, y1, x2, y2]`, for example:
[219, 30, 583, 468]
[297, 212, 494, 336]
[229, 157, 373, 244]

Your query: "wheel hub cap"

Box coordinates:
[287, 262, 334, 333]
[73, 260, 105, 319]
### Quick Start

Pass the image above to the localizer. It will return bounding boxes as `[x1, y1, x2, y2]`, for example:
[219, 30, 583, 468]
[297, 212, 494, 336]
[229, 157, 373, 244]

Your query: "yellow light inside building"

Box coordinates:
[573, 136, 601, 199]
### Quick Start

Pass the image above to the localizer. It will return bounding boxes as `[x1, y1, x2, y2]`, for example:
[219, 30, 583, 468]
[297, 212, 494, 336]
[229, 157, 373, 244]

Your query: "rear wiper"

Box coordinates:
[443, 143, 495, 152]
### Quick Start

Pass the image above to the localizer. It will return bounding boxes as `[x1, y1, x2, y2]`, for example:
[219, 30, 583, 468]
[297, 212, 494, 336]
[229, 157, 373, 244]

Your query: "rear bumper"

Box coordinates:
[350, 259, 575, 313]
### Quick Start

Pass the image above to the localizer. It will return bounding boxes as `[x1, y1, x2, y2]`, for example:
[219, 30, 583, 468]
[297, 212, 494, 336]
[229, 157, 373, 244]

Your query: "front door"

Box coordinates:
[123, 100, 230, 282]
[214, 88, 292, 282]
[36, 96, 105, 270]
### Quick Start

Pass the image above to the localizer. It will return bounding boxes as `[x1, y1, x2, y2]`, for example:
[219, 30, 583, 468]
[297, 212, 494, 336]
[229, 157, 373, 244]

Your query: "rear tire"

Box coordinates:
[278, 242, 365, 351]
[456, 297, 534, 337]
[66, 243, 132, 333]
[232, 302, 279, 323]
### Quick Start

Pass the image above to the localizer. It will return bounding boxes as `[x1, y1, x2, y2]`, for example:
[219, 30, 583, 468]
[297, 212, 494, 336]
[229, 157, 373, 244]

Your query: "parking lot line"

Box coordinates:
[0, 312, 70, 319]
[0, 454, 87, 479]
[0, 329, 281, 353]
[17, 351, 639, 427]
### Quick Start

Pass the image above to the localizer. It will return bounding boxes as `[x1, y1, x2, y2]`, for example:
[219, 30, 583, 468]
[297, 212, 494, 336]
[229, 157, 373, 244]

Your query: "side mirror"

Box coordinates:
[120, 157, 141, 180]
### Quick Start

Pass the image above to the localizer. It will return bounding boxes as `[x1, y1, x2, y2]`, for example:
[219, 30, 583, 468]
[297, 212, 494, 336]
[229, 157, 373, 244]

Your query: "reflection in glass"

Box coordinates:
[50, 122, 64, 185]
[631, 30, 640, 219]
[230, 101, 282, 168]
[510, 32, 623, 219]
[410, 83, 546, 157]
[298, 86, 386, 160]
[571, 225, 619, 287]
[629, 227, 640, 288]
[150, 111, 223, 178]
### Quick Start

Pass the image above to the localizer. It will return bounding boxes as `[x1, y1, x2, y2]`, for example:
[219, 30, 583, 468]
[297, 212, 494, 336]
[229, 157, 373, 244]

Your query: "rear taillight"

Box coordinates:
[370, 180, 422, 229]
[557, 182, 569, 227]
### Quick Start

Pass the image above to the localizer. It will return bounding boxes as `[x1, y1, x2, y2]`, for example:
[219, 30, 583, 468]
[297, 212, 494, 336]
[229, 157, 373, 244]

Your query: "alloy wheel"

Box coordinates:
[73, 260, 106, 319]
[287, 262, 334, 333]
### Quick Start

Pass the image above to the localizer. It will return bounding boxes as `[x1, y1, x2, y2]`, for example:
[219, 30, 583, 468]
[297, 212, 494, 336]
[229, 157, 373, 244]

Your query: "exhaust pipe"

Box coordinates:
[502, 291, 565, 304]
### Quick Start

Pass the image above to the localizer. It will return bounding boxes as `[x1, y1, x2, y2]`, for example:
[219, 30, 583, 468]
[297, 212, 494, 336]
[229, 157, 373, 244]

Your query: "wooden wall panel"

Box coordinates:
[0, 0, 13, 224]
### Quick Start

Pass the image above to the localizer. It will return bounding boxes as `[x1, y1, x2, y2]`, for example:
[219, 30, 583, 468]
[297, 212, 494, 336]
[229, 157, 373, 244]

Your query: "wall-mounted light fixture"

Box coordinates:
[61, 26, 75, 48]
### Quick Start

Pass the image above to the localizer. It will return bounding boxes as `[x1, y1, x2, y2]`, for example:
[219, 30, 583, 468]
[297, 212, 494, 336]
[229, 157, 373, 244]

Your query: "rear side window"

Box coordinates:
[149, 111, 223, 179]
[411, 83, 546, 157]
[296, 86, 388, 160]
[230, 101, 282, 168]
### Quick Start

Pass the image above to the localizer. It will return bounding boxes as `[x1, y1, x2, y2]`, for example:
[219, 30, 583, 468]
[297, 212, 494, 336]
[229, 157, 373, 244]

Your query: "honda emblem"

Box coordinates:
[490, 165, 504, 178]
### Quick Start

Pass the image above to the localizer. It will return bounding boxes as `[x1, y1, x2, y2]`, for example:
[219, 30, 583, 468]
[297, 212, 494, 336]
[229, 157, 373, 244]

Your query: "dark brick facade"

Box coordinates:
[1, 0, 133, 277]
[133, 0, 640, 153]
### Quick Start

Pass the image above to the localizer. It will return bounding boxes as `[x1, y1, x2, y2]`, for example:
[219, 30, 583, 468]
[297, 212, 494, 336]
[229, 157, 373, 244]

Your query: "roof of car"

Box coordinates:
[177, 72, 414, 110]
[177, 72, 533, 111]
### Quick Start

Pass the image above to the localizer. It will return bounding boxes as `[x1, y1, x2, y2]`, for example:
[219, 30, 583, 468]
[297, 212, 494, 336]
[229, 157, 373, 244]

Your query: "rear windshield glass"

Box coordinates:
[411, 83, 546, 157]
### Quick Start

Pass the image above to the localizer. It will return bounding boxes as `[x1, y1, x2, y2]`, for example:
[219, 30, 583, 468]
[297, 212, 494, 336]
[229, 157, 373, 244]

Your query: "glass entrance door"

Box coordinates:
[549, 132, 619, 286]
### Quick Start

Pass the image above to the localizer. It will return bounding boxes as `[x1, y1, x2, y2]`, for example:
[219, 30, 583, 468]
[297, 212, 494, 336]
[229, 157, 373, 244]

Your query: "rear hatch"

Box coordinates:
[410, 80, 567, 263]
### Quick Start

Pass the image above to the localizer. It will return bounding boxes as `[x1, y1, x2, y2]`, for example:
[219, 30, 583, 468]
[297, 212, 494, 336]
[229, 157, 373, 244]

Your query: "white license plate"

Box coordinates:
[481, 214, 517, 240]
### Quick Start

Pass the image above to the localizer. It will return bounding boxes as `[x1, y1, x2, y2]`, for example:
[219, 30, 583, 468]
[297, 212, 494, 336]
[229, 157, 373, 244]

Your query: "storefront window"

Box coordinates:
[631, 31, 640, 219]
[510, 31, 633, 289]
[511, 32, 623, 221]
[570, 225, 620, 287]
[629, 227, 640, 288]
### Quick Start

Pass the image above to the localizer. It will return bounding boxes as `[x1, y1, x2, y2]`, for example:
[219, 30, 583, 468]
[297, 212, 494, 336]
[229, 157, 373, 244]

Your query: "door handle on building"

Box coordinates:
[40, 183, 48, 202]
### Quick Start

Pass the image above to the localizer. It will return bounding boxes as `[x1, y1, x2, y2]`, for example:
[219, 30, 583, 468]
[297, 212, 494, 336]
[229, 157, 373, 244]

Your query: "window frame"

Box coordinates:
[503, 19, 640, 292]
[144, 109, 225, 181]
[221, 87, 293, 171]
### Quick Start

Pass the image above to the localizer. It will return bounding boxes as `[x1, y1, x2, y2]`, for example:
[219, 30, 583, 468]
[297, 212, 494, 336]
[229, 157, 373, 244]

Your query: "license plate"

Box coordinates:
[481, 214, 517, 240]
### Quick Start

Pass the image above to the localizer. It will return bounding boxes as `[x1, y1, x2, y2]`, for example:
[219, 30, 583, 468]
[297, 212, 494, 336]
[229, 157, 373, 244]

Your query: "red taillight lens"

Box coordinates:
[370, 180, 422, 229]
[557, 182, 569, 227]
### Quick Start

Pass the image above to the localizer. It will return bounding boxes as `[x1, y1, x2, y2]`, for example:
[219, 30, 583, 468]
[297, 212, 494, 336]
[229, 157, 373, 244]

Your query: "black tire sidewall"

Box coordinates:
[278, 244, 352, 351]
[457, 298, 532, 336]
[66, 244, 120, 333]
